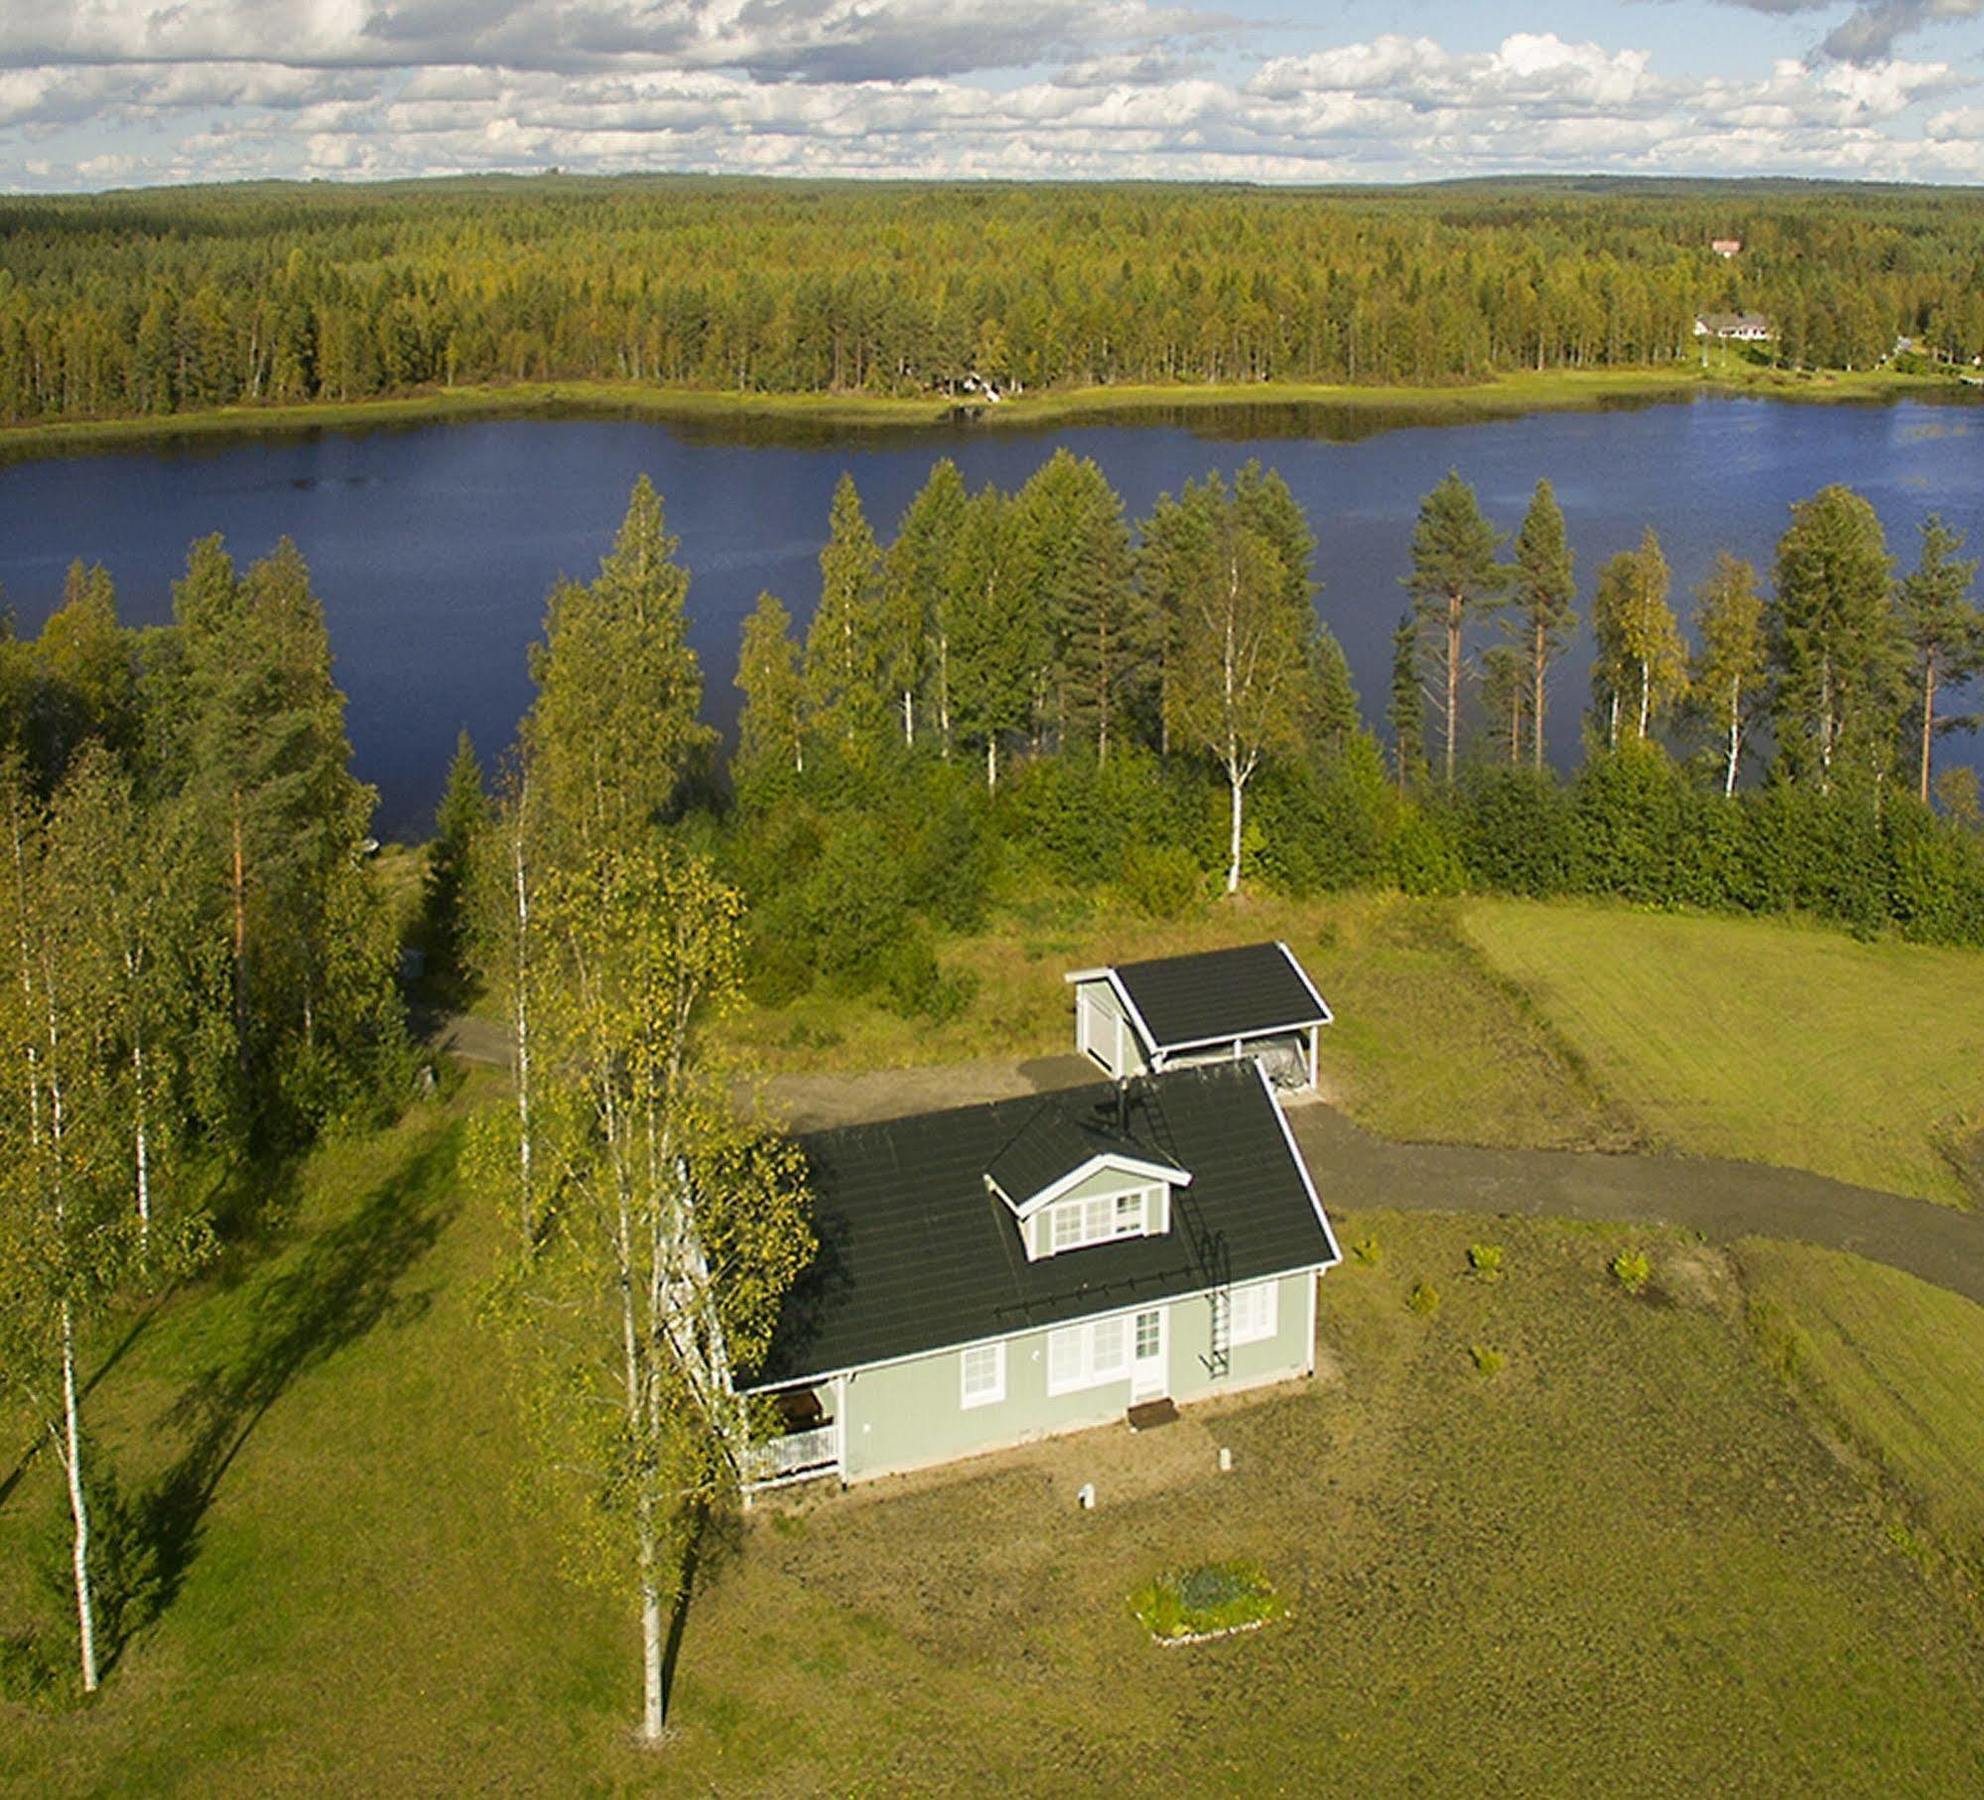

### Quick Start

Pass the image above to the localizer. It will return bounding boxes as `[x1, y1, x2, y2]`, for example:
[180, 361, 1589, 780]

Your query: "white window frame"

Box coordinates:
[1229, 1278, 1280, 1347]
[959, 1340, 1006, 1409]
[1043, 1185, 1161, 1257]
[1045, 1315, 1133, 1396]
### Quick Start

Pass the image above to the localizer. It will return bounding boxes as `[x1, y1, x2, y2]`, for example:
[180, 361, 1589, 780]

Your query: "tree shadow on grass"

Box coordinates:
[661, 1498, 744, 1733]
[114, 1125, 463, 1669]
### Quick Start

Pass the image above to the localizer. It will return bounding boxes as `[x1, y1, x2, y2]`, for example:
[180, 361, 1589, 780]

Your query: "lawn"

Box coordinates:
[1465, 900, 1984, 1206]
[8, 1098, 1984, 1790]
[1739, 1239, 1984, 1575]
[730, 891, 1629, 1153]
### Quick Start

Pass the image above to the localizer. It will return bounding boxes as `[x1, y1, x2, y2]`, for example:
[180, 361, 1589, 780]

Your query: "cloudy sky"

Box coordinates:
[3, 1, 1982, 191]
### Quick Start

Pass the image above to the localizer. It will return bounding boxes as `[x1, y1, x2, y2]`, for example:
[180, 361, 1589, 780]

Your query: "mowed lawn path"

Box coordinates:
[1465, 901, 1984, 1207]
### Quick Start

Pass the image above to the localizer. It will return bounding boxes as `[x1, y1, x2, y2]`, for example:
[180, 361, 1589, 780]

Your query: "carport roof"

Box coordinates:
[1082, 941, 1331, 1054]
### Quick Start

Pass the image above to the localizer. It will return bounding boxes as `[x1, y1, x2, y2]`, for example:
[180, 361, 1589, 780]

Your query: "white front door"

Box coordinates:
[1130, 1307, 1167, 1401]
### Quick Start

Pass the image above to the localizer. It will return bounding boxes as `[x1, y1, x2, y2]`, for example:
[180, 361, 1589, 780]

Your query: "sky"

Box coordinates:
[2, 1, 1982, 192]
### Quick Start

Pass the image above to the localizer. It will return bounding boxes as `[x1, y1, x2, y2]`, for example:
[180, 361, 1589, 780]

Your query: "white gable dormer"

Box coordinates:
[984, 1110, 1190, 1262]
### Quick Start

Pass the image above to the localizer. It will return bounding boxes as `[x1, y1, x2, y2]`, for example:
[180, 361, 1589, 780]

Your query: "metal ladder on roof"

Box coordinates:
[1175, 1184, 1232, 1379]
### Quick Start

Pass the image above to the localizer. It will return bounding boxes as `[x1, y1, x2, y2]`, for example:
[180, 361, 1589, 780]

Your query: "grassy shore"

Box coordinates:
[0, 361, 1970, 463]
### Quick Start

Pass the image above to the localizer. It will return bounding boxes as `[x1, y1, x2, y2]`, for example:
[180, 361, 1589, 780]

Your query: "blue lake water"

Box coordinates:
[2, 395, 1979, 836]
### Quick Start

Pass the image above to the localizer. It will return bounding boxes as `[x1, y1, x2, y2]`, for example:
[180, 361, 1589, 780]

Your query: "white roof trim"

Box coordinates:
[737, 1261, 1336, 1396]
[1254, 1059, 1342, 1269]
[1071, 944, 1332, 1058]
[1001, 1150, 1191, 1219]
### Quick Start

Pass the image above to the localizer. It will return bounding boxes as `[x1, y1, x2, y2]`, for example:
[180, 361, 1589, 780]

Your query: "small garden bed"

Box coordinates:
[1131, 1560, 1284, 1645]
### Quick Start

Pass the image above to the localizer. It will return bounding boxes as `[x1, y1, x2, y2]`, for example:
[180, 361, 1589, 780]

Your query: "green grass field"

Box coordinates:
[1740, 1240, 1984, 1574]
[7, 1086, 1984, 1789]
[1466, 901, 1984, 1206]
[728, 891, 1628, 1151]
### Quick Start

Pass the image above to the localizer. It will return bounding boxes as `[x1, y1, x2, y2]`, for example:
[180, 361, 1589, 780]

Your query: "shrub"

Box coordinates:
[1611, 1249, 1652, 1295]
[1351, 1235, 1382, 1267]
[1131, 1560, 1284, 1642]
[877, 932, 978, 1023]
[1117, 843, 1207, 921]
[1469, 1343, 1506, 1377]
[1407, 1279, 1441, 1316]
[1466, 1243, 1504, 1282]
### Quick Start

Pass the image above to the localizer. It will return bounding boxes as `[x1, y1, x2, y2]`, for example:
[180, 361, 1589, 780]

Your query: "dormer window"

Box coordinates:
[983, 1093, 1189, 1262]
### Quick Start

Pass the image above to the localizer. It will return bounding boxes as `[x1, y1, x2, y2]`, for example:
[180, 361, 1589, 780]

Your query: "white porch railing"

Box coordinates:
[743, 1421, 841, 1491]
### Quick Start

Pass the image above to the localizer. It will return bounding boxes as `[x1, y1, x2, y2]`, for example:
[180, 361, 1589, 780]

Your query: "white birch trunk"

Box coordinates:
[901, 688, 914, 749]
[1724, 681, 1742, 798]
[62, 1299, 99, 1694]
[1226, 769, 1244, 895]
[133, 1037, 150, 1243]
[985, 734, 998, 793]
[511, 823, 534, 1242]
[1638, 655, 1651, 740]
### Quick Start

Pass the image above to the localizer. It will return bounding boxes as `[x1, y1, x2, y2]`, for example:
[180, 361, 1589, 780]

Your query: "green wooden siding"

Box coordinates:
[837, 1270, 1318, 1482]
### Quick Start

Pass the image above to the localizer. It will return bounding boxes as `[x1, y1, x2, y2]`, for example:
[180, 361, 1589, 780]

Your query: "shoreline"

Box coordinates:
[0, 365, 1973, 463]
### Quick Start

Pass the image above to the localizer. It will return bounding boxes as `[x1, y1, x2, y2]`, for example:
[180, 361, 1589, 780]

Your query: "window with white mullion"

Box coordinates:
[1046, 1315, 1134, 1394]
[1229, 1278, 1279, 1346]
[960, 1340, 1006, 1409]
[1045, 1186, 1158, 1256]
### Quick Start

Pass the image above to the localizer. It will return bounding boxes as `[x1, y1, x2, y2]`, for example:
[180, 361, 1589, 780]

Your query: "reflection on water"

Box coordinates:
[2, 391, 1980, 836]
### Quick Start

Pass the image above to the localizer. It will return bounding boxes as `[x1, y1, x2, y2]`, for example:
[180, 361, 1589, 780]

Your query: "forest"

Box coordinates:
[3, 444, 1983, 1731]
[3, 175, 1984, 425]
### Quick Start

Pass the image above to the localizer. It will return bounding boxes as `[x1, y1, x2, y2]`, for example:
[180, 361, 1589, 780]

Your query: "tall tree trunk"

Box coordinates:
[1444, 593, 1461, 783]
[62, 1299, 99, 1695]
[1531, 619, 1548, 771]
[985, 734, 998, 793]
[132, 1036, 150, 1245]
[511, 822, 534, 1245]
[639, 1502, 664, 1740]
[229, 788, 248, 1047]
[900, 688, 914, 749]
[1226, 767, 1244, 895]
[1919, 652, 1938, 805]
[1607, 690, 1619, 752]
[1724, 680, 1742, 798]
[937, 634, 952, 761]
[1637, 656, 1652, 740]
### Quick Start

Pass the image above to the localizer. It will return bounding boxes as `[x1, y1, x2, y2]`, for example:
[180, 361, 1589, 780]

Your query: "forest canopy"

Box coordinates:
[2, 175, 1983, 425]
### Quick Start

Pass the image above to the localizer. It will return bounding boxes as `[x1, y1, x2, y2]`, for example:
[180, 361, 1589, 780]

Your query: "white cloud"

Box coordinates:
[0, 10, 1980, 190]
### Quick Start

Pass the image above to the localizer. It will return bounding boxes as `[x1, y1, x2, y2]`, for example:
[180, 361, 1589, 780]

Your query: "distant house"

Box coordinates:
[1065, 941, 1332, 1092]
[1711, 238, 1743, 258]
[737, 1062, 1341, 1490]
[1694, 311, 1774, 343]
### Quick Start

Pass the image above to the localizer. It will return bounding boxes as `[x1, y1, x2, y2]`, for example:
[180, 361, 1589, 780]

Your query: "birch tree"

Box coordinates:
[1591, 529, 1687, 747]
[884, 460, 968, 758]
[488, 842, 811, 1745]
[803, 473, 887, 760]
[945, 486, 1037, 791]
[1403, 471, 1507, 783]
[1691, 553, 1768, 796]
[1163, 480, 1308, 893]
[1894, 514, 1983, 805]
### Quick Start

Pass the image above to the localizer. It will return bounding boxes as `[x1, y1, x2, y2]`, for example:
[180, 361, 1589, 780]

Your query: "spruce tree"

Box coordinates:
[881, 460, 966, 751]
[1768, 484, 1902, 793]
[734, 591, 807, 802]
[946, 487, 1037, 790]
[1387, 612, 1426, 787]
[424, 729, 486, 989]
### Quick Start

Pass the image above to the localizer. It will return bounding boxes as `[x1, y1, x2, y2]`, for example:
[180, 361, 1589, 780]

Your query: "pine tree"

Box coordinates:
[1894, 514, 1983, 804]
[1307, 625, 1361, 761]
[1509, 479, 1575, 769]
[1403, 470, 1507, 782]
[803, 472, 887, 760]
[1691, 552, 1767, 796]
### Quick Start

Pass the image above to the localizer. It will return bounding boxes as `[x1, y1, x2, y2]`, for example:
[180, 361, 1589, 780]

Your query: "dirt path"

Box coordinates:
[755, 1052, 1984, 1310]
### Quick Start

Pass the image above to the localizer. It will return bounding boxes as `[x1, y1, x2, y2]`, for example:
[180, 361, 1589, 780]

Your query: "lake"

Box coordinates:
[2, 395, 1980, 837]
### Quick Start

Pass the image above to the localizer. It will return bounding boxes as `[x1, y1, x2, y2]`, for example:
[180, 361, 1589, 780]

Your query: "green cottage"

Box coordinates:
[738, 1059, 1340, 1491]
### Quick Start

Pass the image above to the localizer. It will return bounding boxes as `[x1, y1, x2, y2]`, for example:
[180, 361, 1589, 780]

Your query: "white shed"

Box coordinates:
[1065, 941, 1332, 1092]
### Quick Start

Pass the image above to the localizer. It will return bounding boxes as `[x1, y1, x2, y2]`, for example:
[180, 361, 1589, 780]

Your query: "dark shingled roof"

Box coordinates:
[983, 1102, 1185, 1210]
[1112, 941, 1329, 1052]
[749, 1063, 1338, 1389]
